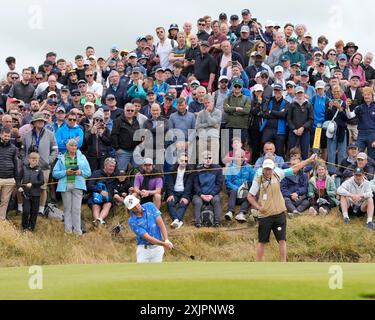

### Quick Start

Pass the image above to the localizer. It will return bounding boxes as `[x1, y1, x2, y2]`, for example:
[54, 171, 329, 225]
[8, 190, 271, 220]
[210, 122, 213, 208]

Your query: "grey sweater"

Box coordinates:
[195, 108, 222, 139]
[20, 127, 58, 170]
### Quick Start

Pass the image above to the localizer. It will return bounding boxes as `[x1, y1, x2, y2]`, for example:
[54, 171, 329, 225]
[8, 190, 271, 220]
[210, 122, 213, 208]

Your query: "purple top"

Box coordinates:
[134, 173, 163, 190]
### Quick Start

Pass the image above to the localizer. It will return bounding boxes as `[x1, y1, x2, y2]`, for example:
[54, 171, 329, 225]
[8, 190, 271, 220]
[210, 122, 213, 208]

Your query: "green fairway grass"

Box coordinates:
[0, 262, 374, 300]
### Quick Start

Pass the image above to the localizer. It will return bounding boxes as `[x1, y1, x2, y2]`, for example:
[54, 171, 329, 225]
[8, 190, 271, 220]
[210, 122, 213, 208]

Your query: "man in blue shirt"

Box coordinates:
[125, 195, 173, 263]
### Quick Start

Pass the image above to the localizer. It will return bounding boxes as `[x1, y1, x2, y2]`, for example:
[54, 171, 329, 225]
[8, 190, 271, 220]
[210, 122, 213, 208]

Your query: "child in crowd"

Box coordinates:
[18, 152, 44, 232]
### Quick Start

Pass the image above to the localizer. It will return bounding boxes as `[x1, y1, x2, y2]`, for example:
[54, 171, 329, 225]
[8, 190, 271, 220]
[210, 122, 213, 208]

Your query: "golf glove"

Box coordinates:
[165, 239, 174, 248]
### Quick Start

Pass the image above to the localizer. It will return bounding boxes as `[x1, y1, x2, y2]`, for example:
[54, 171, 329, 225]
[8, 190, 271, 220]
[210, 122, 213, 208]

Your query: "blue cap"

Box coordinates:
[111, 45, 119, 52]
[280, 54, 290, 62]
[338, 53, 347, 61]
[169, 24, 179, 30]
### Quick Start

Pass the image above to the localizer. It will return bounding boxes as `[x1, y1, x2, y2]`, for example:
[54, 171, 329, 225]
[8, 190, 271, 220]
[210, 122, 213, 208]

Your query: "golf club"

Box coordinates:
[173, 247, 196, 260]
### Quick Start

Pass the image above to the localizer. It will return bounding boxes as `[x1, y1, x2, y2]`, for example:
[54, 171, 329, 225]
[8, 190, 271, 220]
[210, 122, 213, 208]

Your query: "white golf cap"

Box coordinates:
[47, 91, 57, 98]
[295, 86, 305, 94]
[262, 159, 275, 170]
[304, 32, 313, 38]
[253, 84, 264, 92]
[274, 65, 284, 73]
[124, 195, 140, 210]
[143, 158, 153, 165]
[191, 80, 200, 86]
[265, 20, 275, 27]
[255, 72, 262, 78]
[286, 80, 296, 87]
[314, 51, 323, 56]
[219, 75, 229, 82]
[315, 80, 326, 89]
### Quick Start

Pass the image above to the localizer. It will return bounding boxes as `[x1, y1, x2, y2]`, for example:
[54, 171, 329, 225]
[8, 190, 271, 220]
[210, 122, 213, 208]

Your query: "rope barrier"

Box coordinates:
[12, 156, 375, 188]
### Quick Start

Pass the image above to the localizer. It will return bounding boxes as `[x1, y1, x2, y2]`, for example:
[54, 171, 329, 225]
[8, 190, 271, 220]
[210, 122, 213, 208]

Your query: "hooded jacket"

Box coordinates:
[52, 150, 91, 192]
[337, 177, 373, 199]
[55, 122, 84, 153]
[349, 53, 366, 87]
[225, 161, 255, 191]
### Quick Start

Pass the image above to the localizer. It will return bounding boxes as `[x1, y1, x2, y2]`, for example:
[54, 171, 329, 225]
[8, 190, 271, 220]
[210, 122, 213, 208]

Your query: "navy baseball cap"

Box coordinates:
[230, 14, 239, 21]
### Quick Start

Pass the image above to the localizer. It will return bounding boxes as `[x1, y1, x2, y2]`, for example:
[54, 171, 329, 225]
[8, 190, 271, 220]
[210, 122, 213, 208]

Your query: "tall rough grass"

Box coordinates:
[0, 203, 374, 267]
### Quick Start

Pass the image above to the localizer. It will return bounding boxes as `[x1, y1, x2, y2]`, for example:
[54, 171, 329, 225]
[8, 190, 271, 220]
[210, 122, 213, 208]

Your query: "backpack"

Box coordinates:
[201, 202, 215, 227]
[92, 182, 110, 204]
[44, 203, 64, 221]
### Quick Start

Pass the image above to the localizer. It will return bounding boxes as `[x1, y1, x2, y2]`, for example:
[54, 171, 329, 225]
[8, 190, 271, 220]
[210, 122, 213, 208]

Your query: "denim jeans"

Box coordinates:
[327, 134, 347, 175]
[288, 130, 310, 160]
[116, 149, 135, 172]
[357, 130, 375, 160]
[167, 191, 189, 221]
[227, 190, 250, 213]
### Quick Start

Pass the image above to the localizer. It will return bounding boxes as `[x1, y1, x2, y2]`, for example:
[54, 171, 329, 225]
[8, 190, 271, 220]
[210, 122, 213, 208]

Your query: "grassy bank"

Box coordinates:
[0, 202, 375, 267]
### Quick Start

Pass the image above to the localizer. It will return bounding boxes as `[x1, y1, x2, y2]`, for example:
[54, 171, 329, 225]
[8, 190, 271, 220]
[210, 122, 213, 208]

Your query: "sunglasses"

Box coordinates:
[86, 74, 94, 77]
[68, 118, 77, 122]
[220, 80, 229, 84]
[286, 85, 293, 89]
[95, 119, 104, 122]
[198, 23, 205, 26]
[78, 84, 86, 88]
[12, 77, 19, 80]
[233, 85, 242, 89]
[72, 93, 81, 97]
[204, 157, 212, 160]
[126, 109, 135, 113]
[258, 46, 265, 49]
[156, 31, 164, 34]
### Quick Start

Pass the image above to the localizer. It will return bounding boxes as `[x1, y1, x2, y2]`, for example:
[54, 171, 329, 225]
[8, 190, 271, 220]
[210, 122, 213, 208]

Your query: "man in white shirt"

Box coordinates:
[155, 27, 178, 70]
[165, 153, 194, 229]
[85, 68, 103, 98]
[337, 168, 374, 230]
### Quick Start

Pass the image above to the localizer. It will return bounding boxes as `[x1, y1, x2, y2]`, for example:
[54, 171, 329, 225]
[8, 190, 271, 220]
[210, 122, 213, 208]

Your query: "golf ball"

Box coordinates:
[277, 227, 282, 231]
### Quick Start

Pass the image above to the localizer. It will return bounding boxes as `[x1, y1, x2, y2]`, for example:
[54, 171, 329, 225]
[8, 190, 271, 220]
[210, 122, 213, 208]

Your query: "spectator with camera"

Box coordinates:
[87, 157, 118, 226]
[52, 139, 91, 235]
[20, 112, 58, 215]
[85, 110, 112, 171]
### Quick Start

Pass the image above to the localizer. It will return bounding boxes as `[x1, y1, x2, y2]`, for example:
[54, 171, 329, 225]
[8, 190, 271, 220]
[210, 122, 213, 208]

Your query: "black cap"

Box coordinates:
[77, 80, 87, 85]
[101, 105, 110, 112]
[219, 13, 227, 20]
[71, 89, 80, 95]
[61, 86, 69, 91]
[169, 23, 179, 31]
[354, 168, 364, 175]
[241, 9, 251, 15]
[347, 143, 359, 150]
[200, 41, 210, 47]
[147, 90, 155, 95]
[273, 84, 283, 91]
[230, 14, 239, 21]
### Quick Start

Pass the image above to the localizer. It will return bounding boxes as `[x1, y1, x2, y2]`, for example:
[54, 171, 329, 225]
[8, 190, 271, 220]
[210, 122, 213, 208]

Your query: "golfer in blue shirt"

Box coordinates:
[125, 195, 173, 263]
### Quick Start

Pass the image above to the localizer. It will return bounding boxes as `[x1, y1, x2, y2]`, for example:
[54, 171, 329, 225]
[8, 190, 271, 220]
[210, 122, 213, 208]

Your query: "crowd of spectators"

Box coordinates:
[0, 8, 375, 234]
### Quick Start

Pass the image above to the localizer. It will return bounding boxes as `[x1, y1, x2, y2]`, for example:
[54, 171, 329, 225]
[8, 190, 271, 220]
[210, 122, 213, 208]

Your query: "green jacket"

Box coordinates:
[224, 94, 251, 129]
[308, 175, 339, 206]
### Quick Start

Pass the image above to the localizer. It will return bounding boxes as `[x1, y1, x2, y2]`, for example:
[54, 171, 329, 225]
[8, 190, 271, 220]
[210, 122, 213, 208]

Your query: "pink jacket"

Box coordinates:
[349, 53, 366, 87]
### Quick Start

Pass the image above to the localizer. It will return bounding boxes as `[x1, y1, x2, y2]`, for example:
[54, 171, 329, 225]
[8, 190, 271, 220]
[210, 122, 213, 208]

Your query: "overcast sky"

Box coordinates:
[0, 0, 373, 74]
